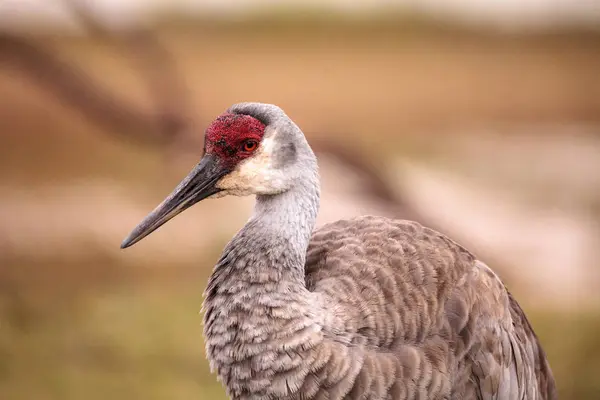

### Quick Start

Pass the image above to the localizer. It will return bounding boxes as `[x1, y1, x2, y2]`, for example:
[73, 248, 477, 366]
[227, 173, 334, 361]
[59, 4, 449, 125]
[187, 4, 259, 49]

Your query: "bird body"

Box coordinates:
[122, 103, 556, 399]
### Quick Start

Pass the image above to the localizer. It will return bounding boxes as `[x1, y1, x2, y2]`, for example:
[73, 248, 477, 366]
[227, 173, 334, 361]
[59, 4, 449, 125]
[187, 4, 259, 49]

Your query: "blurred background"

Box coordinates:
[1, 0, 599, 399]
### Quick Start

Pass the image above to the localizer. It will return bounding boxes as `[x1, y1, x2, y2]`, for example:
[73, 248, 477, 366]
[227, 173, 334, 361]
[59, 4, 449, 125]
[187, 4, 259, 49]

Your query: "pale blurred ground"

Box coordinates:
[1, 2, 600, 399]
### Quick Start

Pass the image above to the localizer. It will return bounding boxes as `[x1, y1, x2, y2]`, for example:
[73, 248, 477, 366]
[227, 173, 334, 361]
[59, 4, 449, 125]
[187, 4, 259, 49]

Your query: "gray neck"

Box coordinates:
[244, 167, 320, 280]
[255, 175, 319, 246]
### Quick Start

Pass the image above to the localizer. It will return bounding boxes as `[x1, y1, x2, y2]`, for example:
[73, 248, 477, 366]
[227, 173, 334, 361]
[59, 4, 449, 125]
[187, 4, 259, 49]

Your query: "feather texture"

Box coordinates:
[202, 216, 556, 400]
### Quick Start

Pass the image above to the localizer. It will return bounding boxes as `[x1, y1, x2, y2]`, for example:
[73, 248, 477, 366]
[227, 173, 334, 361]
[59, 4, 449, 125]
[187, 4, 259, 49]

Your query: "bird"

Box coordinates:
[121, 102, 557, 400]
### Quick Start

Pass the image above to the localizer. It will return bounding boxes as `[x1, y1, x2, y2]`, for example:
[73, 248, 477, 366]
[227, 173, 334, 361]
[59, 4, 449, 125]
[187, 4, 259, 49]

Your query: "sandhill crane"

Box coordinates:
[121, 103, 557, 400]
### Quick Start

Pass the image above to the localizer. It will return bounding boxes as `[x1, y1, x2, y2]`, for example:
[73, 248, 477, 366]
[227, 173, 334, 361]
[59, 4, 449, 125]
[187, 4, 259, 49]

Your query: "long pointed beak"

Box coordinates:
[120, 154, 228, 249]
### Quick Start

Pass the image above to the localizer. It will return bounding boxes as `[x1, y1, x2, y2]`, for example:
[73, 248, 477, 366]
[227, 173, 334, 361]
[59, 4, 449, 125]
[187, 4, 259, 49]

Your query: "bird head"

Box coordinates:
[120, 102, 312, 248]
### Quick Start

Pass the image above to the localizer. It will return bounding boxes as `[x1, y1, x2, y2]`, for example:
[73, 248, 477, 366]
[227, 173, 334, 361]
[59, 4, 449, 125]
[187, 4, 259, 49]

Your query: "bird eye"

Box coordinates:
[243, 140, 258, 152]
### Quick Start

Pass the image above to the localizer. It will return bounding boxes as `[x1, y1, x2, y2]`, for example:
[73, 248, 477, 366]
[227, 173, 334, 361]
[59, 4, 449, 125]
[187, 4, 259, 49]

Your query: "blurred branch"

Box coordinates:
[0, 32, 172, 145]
[117, 29, 193, 139]
[309, 137, 405, 207]
[0, 0, 195, 149]
[62, 0, 194, 141]
[59, 0, 110, 38]
[310, 136, 443, 227]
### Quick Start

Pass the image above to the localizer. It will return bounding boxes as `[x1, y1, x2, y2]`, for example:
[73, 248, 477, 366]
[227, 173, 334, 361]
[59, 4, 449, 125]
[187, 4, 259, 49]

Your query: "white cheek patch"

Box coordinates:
[215, 135, 287, 196]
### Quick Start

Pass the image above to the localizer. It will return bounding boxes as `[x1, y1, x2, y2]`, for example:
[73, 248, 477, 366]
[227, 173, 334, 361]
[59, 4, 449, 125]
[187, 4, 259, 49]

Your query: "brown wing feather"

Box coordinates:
[305, 216, 556, 399]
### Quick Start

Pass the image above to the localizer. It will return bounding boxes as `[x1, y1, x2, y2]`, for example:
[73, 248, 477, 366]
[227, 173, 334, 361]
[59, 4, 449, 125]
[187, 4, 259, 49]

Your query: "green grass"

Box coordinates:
[0, 258, 227, 400]
[530, 310, 600, 399]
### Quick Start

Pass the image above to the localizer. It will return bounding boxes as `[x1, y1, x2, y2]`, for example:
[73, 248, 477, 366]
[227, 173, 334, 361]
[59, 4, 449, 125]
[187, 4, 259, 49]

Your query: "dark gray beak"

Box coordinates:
[120, 154, 228, 249]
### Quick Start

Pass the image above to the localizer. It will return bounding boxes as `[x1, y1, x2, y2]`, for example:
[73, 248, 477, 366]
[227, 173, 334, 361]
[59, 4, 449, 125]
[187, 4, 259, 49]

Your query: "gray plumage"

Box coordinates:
[123, 102, 557, 400]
